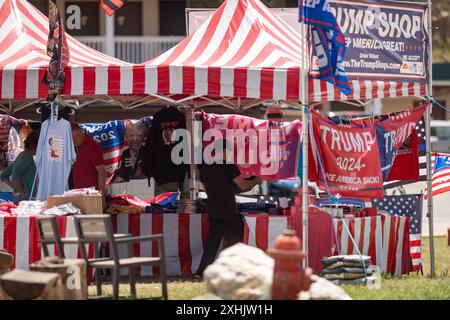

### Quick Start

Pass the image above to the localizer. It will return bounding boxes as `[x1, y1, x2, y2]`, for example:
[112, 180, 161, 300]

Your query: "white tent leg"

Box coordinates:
[426, 0, 435, 278]
[186, 108, 198, 202]
[301, 104, 309, 268]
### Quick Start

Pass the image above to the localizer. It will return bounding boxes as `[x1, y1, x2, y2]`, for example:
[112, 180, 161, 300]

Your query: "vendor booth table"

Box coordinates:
[0, 213, 410, 276]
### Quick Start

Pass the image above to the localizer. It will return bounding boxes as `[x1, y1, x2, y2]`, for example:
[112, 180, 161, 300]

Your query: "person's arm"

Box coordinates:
[96, 165, 107, 192]
[0, 164, 13, 183]
[0, 164, 13, 188]
[3, 179, 14, 190]
[10, 153, 34, 197]
[91, 137, 106, 195]
[233, 175, 262, 192]
[10, 153, 32, 180]
[13, 179, 26, 198]
[96, 164, 107, 208]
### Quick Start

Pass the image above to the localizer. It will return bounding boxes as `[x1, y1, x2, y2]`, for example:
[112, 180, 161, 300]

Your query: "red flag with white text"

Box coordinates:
[311, 110, 384, 198]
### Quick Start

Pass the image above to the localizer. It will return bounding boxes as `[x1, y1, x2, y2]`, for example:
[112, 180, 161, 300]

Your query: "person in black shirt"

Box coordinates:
[195, 140, 262, 277]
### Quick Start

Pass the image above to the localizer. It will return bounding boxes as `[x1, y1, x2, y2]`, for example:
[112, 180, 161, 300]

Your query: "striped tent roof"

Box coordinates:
[135, 0, 307, 106]
[0, 0, 132, 102]
[136, 0, 427, 106]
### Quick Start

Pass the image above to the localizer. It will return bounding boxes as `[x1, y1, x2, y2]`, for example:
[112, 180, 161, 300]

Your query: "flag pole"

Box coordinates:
[300, 14, 309, 268]
[426, 0, 435, 277]
[105, 12, 115, 57]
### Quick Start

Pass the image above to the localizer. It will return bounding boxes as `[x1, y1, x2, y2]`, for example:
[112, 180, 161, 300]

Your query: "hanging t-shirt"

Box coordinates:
[142, 106, 188, 185]
[36, 118, 76, 200]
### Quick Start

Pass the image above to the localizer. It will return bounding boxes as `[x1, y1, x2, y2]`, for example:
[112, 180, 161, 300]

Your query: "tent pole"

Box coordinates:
[105, 13, 115, 57]
[300, 19, 309, 269]
[301, 95, 309, 269]
[426, 0, 435, 278]
[186, 107, 198, 203]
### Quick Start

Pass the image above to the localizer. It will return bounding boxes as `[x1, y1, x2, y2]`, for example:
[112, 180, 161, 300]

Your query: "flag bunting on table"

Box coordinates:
[372, 194, 423, 271]
[424, 153, 450, 199]
[101, 0, 126, 16]
[299, 0, 351, 95]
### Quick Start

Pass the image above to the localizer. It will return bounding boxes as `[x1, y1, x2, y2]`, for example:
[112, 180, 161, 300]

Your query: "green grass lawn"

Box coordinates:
[89, 236, 450, 300]
[345, 236, 450, 300]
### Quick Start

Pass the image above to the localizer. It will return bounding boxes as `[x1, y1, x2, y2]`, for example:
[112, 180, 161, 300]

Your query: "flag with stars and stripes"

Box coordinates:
[424, 153, 450, 199]
[415, 116, 427, 180]
[372, 194, 423, 271]
[80, 120, 127, 186]
[101, 0, 126, 16]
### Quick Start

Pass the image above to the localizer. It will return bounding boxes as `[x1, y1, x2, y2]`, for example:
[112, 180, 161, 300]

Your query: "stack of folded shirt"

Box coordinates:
[64, 187, 100, 196]
[144, 204, 177, 214]
[43, 203, 81, 216]
[107, 205, 143, 215]
[322, 255, 378, 286]
[11, 200, 47, 215]
[238, 202, 277, 214]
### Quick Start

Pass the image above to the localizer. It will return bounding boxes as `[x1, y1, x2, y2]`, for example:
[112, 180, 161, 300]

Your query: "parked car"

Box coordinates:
[431, 120, 450, 153]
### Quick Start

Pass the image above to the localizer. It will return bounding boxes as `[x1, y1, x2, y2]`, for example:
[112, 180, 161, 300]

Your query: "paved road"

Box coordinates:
[391, 182, 450, 236]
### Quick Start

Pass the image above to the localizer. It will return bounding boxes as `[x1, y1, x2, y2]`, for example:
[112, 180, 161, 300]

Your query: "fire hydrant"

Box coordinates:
[268, 229, 311, 300]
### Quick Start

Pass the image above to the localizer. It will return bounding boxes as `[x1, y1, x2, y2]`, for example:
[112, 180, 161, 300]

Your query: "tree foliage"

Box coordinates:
[429, 0, 450, 62]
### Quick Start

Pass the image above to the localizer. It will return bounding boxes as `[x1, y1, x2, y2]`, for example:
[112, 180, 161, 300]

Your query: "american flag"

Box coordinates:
[372, 194, 423, 271]
[424, 153, 450, 199]
[101, 0, 126, 16]
[80, 120, 127, 185]
[415, 116, 427, 181]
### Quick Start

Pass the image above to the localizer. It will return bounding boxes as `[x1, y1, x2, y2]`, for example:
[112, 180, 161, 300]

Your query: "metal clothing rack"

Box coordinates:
[50, 101, 59, 122]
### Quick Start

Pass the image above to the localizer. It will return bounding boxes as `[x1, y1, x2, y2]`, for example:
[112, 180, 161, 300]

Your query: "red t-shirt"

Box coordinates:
[72, 136, 104, 189]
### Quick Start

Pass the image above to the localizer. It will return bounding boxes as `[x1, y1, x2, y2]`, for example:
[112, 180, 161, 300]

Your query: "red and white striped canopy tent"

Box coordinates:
[133, 0, 308, 109]
[0, 0, 134, 111]
[134, 0, 427, 109]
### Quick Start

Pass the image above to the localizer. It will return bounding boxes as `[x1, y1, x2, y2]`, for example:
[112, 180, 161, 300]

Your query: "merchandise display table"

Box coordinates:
[0, 213, 409, 276]
[332, 214, 410, 276]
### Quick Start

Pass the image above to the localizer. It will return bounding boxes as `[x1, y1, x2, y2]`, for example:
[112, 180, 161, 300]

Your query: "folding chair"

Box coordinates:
[36, 215, 132, 296]
[73, 214, 168, 300]
[36, 215, 77, 259]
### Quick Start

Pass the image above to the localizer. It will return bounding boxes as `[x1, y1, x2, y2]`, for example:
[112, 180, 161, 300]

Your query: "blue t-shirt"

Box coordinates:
[36, 118, 76, 200]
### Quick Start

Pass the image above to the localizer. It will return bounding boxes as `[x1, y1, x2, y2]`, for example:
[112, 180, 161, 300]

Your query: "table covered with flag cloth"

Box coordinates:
[0, 213, 409, 276]
[333, 214, 410, 276]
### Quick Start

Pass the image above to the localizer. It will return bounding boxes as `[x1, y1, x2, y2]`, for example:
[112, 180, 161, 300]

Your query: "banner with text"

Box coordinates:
[187, 1, 429, 83]
[310, 0, 429, 83]
[375, 103, 427, 180]
[200, 112, 302, 180]
[311, 110, 384, 198]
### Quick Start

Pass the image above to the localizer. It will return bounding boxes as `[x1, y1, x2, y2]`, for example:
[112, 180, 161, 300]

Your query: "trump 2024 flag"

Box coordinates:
[299, 0, 351, 95]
